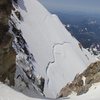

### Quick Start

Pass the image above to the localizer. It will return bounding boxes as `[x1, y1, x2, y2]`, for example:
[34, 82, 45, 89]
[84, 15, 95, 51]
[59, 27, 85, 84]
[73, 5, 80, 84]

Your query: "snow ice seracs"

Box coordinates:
[12, 0, 96, 98]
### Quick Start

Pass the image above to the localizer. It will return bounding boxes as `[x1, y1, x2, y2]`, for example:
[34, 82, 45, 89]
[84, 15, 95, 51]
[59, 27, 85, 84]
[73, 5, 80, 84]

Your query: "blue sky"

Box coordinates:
[38, 0, 100, 13]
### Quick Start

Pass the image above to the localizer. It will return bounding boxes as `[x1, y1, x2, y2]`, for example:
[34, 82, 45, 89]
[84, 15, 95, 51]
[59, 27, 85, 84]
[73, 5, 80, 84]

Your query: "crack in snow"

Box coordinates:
[46, 41, 71, 85]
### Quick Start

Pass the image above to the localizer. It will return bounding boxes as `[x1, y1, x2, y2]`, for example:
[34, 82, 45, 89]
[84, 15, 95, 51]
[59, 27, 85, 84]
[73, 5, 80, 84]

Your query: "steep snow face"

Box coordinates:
[12, 0, 96, 98]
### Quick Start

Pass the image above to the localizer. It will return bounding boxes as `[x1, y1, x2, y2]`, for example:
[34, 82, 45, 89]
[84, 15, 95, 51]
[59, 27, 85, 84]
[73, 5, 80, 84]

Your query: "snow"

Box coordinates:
[82, 76, 86, 86]
[11, 0, 97, 98]
[67, 83, 100, 100]
[13, 52, 44, 98]
[0, 82, 44, 100]
[1, 82, 100, 100]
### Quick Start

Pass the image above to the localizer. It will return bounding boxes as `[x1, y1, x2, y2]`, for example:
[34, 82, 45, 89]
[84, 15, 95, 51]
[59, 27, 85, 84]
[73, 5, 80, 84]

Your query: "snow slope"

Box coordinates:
[0, 82, 43, 100]
[11, 0, 96, 98]
[1, 82, 100, 100]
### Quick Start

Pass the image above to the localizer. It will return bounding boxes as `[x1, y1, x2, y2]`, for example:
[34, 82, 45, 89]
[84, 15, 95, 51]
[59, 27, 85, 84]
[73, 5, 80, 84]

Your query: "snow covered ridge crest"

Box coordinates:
[8, 0, 98, 99]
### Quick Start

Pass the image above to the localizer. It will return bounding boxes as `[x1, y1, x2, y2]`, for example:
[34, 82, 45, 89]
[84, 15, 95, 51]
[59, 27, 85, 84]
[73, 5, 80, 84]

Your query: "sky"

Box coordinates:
[38, 0, 100, 14]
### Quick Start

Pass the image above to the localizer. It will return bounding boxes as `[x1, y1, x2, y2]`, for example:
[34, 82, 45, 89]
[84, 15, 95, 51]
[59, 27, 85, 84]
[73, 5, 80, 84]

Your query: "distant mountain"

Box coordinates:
[51, 12, 100, 52]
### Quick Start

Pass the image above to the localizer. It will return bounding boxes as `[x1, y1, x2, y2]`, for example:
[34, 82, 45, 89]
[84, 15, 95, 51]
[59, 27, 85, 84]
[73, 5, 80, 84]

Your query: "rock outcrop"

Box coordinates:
[0, 0, 16, 86]
[58, 61, 100, 97]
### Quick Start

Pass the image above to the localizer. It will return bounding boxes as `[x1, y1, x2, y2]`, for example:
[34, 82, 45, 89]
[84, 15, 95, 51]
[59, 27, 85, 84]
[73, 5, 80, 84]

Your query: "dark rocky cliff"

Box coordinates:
[0, 0, 16, 86]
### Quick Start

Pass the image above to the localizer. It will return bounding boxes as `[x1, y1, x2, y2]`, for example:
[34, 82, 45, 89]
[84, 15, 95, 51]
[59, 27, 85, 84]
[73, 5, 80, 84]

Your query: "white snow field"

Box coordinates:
[9, 0, 97, 98]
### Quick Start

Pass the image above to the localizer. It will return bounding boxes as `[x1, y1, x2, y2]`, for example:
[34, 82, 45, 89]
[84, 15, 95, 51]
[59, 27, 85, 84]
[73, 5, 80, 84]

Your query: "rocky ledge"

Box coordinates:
[0, 0, 16, 86]
[58, 61, 100, 97]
